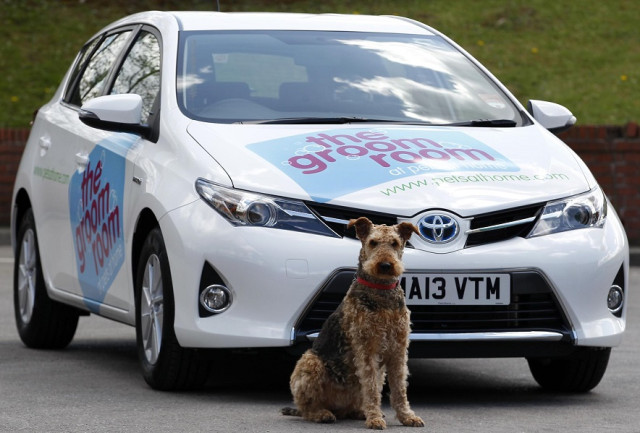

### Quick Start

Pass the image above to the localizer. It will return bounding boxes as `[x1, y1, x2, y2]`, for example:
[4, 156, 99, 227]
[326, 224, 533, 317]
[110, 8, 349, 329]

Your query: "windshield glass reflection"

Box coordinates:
[177, 31, 519, 125]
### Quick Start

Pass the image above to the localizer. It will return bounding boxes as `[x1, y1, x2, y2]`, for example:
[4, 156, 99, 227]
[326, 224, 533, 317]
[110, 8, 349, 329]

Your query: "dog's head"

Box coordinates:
[348, 217, 418, 280]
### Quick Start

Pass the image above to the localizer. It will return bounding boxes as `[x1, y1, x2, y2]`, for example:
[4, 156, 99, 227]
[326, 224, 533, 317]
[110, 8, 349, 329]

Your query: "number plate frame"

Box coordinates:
[402, 273, 511, 305]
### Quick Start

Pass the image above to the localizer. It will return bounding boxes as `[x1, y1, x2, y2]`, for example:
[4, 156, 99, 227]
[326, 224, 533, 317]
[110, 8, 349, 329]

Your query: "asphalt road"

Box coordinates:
[0, 244, 638, 433]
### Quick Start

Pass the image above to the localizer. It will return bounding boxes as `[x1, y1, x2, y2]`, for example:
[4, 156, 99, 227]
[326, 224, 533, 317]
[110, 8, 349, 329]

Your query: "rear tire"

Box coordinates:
[14, 208, 79, 349]
[527, 347, 611, 392]
[135, 227, 209, 390]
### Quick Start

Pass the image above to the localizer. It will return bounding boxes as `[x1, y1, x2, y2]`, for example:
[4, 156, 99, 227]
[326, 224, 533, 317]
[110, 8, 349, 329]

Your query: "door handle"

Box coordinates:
[38, 136, 51, 156]
[39, 136, 51, 150]
[75, 152, 89, 168]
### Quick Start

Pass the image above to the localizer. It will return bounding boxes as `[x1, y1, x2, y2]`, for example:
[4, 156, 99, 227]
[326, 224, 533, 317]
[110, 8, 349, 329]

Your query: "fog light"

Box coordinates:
[200, 285, 232, 313]
[607, 285, 624, 314]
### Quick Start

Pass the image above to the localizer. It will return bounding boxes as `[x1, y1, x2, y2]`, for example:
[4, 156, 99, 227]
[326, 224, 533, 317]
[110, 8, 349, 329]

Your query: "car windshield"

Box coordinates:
[177, 30, 522, 125]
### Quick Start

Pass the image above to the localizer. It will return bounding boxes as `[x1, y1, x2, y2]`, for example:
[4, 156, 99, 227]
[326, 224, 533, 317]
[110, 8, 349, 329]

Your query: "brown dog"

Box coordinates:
[282, 217, 424, 429]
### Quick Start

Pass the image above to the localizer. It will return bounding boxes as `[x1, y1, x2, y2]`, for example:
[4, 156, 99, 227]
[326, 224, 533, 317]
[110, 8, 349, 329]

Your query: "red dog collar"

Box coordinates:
[356, 277, 399, 290]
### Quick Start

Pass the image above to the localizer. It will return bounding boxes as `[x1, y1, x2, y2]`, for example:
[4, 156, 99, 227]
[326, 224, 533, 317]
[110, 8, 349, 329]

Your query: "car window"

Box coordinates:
[72, 31, 132, 107]
[214, 53, 307, 98]
[111, 31, 161, 124]
[177, 31, 520, 125]
[64, 37, 103, 105]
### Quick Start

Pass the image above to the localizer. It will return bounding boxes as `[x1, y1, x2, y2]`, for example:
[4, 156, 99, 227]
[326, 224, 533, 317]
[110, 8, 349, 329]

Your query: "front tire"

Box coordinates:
[135, 227, 209, 390]
[14, 208, 79, 349]
[527, 347, 611, 392]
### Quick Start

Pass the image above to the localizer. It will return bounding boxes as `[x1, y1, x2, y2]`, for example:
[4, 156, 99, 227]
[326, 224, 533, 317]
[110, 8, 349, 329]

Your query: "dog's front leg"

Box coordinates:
[355, 358, 386, 430]
[386, 352, 424, 427]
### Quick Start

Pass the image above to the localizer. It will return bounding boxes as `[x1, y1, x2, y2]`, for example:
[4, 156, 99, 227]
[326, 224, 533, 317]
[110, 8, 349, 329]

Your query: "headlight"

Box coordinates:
[195, 178, 337, 237]
[528, 187, 607, 237]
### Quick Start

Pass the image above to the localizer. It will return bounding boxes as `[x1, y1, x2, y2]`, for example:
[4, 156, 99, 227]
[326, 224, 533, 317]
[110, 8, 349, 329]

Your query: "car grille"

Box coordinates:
[306, 202, 544, 248]
[293, 270, 572, 341]
[465, 203, 543, 247]
[305, 202, 398, 239]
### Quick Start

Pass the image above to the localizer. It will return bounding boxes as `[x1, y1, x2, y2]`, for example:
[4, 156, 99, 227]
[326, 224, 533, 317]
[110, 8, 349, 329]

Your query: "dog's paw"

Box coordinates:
[280, 407, 299, 416]
[312, 410, 337, 424]
[400, 415, 425, 427]
[366, 417, 387, 430]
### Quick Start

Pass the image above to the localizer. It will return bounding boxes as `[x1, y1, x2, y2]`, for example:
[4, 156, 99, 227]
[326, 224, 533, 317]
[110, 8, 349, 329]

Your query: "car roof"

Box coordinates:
[109, 11, 435, 35]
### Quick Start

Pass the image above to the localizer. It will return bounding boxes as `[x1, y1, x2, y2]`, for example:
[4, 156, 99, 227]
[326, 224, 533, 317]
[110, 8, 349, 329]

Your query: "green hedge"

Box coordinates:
[1, 0, 637, 127]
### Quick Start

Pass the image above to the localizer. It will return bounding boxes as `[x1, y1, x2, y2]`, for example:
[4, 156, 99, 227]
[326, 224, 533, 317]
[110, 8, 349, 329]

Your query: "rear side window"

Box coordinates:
[65, 31, 132, 107]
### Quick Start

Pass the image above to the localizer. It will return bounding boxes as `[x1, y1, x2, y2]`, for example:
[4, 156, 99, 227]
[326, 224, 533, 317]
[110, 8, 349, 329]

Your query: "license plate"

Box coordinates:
[401, 273, 510, 305]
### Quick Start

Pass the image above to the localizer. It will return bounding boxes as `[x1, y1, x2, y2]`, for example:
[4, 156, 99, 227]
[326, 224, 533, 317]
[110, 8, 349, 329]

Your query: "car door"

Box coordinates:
[39, 25, 161, 315]
[33, 29, 135, 311]
[68, 27, 161, 314]
[79, 28, 161, 314]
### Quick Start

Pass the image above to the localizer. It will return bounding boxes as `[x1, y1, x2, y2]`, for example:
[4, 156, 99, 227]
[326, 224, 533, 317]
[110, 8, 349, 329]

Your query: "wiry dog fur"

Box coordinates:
[282, 217, 424, 430]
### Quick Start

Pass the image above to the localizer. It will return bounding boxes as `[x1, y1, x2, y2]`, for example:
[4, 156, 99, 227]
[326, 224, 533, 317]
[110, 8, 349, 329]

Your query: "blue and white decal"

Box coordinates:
[247, 128, 519, 202]
[68, 134, 138, 312]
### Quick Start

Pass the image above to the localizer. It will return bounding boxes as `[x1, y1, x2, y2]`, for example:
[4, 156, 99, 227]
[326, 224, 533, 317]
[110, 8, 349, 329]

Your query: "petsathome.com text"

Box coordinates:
[380, 172, 570, 196]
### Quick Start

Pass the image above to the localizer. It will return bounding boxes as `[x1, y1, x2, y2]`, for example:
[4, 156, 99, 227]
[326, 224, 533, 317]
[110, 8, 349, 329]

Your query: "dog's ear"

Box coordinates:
[348, 217, 373, 241]
[396, 222, 419, 242]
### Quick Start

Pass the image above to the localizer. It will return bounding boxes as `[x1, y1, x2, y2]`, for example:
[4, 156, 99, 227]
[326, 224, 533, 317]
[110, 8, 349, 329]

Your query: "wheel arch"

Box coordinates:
[12, 189, 32, 253]
[131, 208, 159, 295]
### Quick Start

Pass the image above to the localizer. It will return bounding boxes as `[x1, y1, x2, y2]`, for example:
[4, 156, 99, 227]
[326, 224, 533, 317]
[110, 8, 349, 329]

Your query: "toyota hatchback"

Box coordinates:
[12, 11, 629, 391]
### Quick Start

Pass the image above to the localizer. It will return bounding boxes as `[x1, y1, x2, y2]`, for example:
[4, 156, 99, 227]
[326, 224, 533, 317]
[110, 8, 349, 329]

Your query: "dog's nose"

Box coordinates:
[378, 262, 392, 273]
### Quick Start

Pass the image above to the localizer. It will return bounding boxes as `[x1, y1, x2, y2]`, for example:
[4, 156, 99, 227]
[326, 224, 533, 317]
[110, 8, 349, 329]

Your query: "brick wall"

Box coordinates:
[559, 123, 640, 246]
[1, 125, 639, 244]
[0, 128, 30, 227]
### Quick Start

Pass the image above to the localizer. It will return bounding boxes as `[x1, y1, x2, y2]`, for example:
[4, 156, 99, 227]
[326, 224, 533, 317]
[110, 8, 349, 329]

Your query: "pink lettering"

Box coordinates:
[81, 161, 93, 206]
[419, 148, 450, 160]
[289, 154, 327, 174]
[80, 159, 103, 208]
[446, 148, 494, 161]
[74, 158, 122, 276]
[337, 145, 368, 157]
[92, 230, 104, 275]
[390, 151, 421, 164]
[94, 160, 102, 192]
[369, 153, 390, 167]
[364, 141, 396, 152]
[316, 133, 360, 146]
[286, 133, 498, 174]
[305, 135, 332, 148]
[390, 137, 443, 149]
[356, 131, 388, 141]
[75, 225, 85, 273]
[315, 149, 337, 163]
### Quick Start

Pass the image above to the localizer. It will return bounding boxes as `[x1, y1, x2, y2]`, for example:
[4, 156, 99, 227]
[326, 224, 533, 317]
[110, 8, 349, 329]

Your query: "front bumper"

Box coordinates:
[161, 199, 628, 356]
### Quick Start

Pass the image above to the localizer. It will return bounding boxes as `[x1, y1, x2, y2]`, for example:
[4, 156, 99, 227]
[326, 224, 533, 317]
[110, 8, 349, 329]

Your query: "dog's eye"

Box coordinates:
[391, 240, 399, 248]
[368, 240, 378, 247]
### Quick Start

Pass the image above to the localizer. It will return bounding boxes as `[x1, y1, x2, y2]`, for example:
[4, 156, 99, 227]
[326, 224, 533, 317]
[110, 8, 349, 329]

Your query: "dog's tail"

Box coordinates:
[281, 407, 301, 417]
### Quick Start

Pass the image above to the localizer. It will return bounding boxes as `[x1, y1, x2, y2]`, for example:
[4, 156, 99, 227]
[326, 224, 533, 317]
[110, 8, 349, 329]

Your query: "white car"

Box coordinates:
[12, 11, 629, 391]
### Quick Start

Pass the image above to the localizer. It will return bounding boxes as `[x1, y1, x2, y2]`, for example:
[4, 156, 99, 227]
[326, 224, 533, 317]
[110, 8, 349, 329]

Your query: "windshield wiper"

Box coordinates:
[239, 117, 430, 125]
[239, 117, 517, 126]
[446, 119, 517, 127]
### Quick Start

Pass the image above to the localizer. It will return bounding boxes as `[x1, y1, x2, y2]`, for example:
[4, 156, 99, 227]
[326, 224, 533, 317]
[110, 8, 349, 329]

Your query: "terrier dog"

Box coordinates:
[282, 217, 424, 430]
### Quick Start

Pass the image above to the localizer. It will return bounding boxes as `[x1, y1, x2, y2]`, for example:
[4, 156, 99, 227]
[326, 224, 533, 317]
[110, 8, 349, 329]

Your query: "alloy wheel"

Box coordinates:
[17, 229, 37, 324]
[140, 253, 164, 365]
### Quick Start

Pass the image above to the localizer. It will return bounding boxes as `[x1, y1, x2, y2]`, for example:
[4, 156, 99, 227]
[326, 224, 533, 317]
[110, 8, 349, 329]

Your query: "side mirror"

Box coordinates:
[527, 100, 576, 134]
[79, 94, 151, 138]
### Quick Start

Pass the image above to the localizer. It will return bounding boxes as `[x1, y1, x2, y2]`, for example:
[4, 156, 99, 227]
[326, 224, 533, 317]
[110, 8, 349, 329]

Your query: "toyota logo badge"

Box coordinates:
[418, 214, 459, 243]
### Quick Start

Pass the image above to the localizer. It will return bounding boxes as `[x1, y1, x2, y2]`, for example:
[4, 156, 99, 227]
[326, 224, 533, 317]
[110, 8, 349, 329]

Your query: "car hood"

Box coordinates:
[187, 122, 592, 216]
